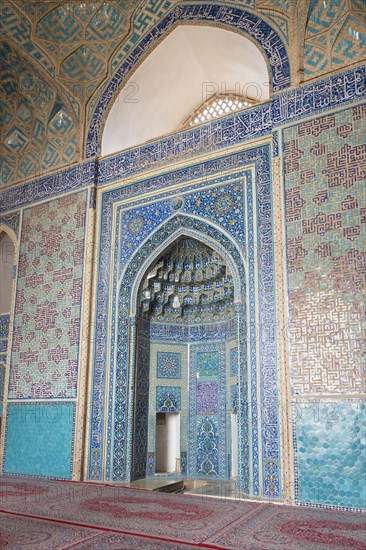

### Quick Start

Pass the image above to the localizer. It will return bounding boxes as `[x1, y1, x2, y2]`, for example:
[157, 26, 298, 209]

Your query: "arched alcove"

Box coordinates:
[101, 25, 270, 156]
[131, 236, 241, 480]
[0, 229, 16, 428]
[87, 4, 290, 158]
[0, 232, 15, 314]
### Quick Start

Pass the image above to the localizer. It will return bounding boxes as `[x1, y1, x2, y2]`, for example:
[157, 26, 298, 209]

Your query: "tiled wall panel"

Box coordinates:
[284, 104, 365, 511]
[294, 402, 365, 509]
[4, 403, 76, 478]
[0, 315, 10, 412]
[284, 106, 365, 396]
[8, 191, 88, 400]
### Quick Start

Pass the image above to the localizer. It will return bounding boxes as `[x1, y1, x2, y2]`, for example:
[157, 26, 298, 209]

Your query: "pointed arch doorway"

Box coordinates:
[130, 235, 243, 482]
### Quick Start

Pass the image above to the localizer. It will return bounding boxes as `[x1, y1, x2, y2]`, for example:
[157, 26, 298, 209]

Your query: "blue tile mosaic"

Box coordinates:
[89, 68, 363, 177]
[133, 337, 149, 479]
[197, 381, 218, 415]
[0, 364, 6, 406]
[294, 401, 366, 510]
[188, 342, 228, 479]
[196, 351, 219, 378]
[89, 143, 280, 498]
[230, 348, 238, 377]
[156, 387, 181, 412]
[0, 340, 8, 353]
[0, 315, 10, 339]
[196, 415, 220, 476]
[142, 319, 236, 342]
[0, 161, 95, 213]
[0, 212, 20, 238]
[156, 352, 181, 379]
[230, 384, 238, 413]
[0, 68, 363, 215]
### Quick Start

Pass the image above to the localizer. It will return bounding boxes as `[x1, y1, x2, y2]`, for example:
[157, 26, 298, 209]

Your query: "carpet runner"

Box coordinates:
[0, 477, 365, 549]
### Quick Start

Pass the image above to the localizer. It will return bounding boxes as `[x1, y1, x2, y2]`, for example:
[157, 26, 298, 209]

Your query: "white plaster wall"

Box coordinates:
[231, 412, 238, 478]
[156, 412, 180, 473]
[102, 25, 269, 156]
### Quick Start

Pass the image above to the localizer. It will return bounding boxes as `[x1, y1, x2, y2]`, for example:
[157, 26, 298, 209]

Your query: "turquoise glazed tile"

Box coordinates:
[297, 402, 366, 509]
[4, 403, 75, 478]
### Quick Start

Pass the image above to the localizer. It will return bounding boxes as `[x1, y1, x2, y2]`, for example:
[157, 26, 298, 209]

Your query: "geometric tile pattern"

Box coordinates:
[8, 192, 87, 399]
[0, 2, 56, 78]
[0, 66, 363, 210]
[284, 106, 365, 395]
[34, 1, 136, 100]
[3, 0, 292, 135]
[0, 314, 10, 408]
[156, 352, 181, 379]
[305, 0, 366, 78]
[294, 402, 366, 509]
[0, 41, 78, 188]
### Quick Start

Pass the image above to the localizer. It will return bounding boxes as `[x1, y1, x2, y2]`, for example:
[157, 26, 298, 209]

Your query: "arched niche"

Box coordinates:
[101, 24, 270, 156]
[0, 231, 15, 315]
[132, 236, 240, 480]
[86, 4, 291, 157]
[111, 218, 248, 487]
[0, 226, 17, 426]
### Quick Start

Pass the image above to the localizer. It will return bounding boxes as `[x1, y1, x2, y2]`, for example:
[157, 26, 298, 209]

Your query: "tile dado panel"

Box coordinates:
[284, 105, 365, 396]
[293, 402, 365, 510]
[9, 191, 88, 399]
[4, 402, 76, 479]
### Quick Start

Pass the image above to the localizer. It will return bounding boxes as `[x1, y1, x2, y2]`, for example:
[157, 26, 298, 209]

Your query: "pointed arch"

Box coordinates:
[0, 223, 18, 471]
[110, 214, 248, 482]
[86, 4, 291, 158]
[126, 223, 245, 316]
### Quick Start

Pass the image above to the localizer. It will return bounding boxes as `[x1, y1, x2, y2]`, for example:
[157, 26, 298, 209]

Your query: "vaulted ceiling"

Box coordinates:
[0, 0, 364, 188]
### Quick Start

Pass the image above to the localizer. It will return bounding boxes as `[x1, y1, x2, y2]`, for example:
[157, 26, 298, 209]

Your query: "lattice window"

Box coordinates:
[184, 94, 258, 128]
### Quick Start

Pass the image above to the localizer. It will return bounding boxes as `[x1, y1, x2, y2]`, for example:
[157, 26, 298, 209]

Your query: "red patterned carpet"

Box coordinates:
[0, 513, 100, 549]
[0, 477, 365, 549]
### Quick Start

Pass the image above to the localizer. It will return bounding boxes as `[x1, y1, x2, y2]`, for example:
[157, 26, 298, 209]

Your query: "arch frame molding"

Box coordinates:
[0, 219, 20, 473]
[87, 142, 284, 499]
[86, 4, 291, 158]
